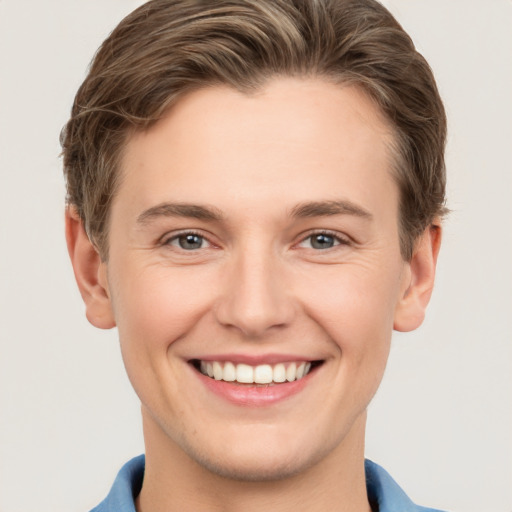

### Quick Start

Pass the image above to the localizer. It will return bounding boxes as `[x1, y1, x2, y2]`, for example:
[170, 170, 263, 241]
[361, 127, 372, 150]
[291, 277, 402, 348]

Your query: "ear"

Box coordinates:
[393, 224, 442, 332]
[65, 207, 116, 329]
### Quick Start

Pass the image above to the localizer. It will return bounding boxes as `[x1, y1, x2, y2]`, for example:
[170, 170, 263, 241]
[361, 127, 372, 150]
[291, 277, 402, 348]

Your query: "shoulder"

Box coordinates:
[89, 455, 447, 512]
[365, 459, 448, 512]
[89, 455, 145, 512]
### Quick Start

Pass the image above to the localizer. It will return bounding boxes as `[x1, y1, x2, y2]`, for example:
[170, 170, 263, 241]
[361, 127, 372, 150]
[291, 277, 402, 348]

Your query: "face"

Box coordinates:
[87, 78, 427, 480]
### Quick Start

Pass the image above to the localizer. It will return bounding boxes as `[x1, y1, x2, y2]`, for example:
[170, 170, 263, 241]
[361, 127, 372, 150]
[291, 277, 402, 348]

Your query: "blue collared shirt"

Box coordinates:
[90, 455, 447, 512]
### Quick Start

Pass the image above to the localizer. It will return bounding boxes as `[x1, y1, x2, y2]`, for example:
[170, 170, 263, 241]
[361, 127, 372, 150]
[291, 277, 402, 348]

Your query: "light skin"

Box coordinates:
[66, 78, 441, 512]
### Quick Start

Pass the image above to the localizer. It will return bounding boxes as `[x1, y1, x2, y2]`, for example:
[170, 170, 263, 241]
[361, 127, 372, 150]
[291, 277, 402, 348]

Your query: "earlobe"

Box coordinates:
[393, 224, 442, 332]
[65, 207, 116, 329]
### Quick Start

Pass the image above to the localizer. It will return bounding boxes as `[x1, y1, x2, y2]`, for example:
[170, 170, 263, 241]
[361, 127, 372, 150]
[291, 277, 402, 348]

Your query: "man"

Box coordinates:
[62, 0, 447, 510]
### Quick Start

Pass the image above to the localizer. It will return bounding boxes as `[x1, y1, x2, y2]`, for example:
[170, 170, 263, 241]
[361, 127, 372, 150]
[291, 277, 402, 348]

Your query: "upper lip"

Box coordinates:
[188, 353, 320, 365]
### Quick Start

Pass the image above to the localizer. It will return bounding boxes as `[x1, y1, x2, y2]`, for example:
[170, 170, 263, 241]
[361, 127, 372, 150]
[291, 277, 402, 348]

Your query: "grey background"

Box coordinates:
[0, 1, 511, 511]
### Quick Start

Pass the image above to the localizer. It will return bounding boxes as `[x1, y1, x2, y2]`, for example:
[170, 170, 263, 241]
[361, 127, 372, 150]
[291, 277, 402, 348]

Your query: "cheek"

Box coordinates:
[109, 265, 216, 416]
[111, 264, 215, 355]
[296, 261, 402, 395]
[299, 262, 401, 343]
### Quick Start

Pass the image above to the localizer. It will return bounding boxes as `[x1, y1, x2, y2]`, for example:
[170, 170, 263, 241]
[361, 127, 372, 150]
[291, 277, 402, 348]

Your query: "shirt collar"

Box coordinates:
[365, 459, 446, 512]
[91, 455, 444, 512]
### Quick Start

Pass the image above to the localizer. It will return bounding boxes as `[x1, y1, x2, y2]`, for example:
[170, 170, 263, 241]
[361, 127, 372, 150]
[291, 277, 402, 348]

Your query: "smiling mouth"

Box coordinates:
[190, 359, 323, 385]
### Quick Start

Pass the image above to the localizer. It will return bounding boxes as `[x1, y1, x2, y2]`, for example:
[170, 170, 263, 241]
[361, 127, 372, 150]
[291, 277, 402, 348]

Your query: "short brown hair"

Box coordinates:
[61, 0, 447, 260]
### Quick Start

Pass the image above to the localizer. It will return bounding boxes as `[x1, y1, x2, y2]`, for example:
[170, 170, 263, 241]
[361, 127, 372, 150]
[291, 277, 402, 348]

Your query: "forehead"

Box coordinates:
[116, 78, 397, 221]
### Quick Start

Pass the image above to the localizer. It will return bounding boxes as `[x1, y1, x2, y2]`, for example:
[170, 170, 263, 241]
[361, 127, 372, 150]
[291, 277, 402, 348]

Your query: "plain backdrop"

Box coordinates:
[0, 1, 511, 511]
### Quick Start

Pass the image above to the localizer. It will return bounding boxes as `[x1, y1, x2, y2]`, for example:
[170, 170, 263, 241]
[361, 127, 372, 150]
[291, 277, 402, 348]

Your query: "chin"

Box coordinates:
[192, 452, 312, 482]
[180, 433, 332, 483]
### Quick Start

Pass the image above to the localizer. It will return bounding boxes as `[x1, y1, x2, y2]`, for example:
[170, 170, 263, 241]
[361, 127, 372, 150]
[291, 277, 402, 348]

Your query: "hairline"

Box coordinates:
[90, 75, 418, 262]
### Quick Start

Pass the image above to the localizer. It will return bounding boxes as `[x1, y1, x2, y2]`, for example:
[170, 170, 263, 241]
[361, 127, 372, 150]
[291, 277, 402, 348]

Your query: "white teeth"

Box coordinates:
[198, 360, 314, 384]
[286, 362, 296, 382]
[254, 364, 273, 384]
[223, 361, 236, 382]
[213, 361, 223, 380]
[273, 363, 286, 383]
[236, 364, 254, 383]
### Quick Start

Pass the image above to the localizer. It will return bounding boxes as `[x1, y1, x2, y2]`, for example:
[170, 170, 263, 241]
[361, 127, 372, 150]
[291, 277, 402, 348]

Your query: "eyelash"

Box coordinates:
[161, 230, 212, 250]
[296, 230, 351, 250]
[161, 229, 351, 252]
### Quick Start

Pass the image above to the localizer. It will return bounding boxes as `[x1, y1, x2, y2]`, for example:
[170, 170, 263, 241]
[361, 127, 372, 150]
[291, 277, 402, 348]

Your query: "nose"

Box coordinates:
[214, 248, 295, 338]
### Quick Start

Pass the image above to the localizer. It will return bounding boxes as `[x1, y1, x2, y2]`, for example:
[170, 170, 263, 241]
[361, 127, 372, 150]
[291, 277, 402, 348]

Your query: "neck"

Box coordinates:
[136, 410, 372, 512]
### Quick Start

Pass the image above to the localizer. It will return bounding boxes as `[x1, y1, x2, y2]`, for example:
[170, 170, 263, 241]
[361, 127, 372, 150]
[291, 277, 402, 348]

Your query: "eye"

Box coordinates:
[310, 233, 336, 249]
[298, 231, 348, 250]
[166, 232, 210, 250]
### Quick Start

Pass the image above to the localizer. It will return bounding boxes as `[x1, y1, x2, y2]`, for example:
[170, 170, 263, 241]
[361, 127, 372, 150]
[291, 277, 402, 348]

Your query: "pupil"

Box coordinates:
[312, 234, 334, 249]
[179, 234, 202, 250]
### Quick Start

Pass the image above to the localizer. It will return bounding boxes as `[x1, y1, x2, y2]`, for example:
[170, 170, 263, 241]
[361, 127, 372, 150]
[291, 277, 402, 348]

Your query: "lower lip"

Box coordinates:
[194, 369, 314, 407]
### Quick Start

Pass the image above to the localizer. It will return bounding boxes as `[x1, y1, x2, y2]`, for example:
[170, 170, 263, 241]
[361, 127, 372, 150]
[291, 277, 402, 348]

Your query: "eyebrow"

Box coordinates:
[136, 199, 372, 225]
[290, 200, 373, 220]
[136, 202, 224, 224]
